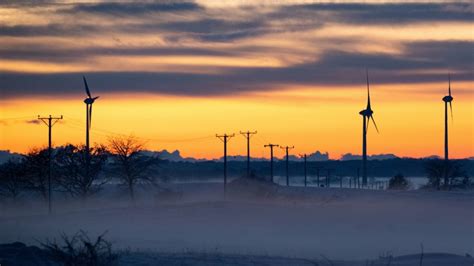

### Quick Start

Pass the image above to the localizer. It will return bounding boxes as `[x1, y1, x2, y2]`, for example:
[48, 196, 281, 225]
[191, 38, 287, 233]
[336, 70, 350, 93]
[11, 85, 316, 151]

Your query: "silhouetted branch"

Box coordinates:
[54, 144, 109, 199]
[108, 135, 159, 201]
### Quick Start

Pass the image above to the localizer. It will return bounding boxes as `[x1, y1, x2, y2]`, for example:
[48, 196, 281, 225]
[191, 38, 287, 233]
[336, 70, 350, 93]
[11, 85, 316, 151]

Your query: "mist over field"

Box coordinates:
[1, 179, 473, 265]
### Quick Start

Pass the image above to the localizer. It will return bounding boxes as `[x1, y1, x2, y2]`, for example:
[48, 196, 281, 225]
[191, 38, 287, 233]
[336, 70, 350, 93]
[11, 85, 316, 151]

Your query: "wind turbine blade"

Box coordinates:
[83, 76, 92, 98]
[448, 73, 451, 96]
[89, 104, 93, 129]
[370, 115, 379, 133]
[366, 69, 371, 109]
[365, 116, 369, 133]
[449, 101, 453, 121]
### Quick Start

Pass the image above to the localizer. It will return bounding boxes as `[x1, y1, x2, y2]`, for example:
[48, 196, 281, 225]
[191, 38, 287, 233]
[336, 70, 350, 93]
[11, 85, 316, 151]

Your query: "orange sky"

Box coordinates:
[0, 1, 473, 159]
[1, 82, 473, 159]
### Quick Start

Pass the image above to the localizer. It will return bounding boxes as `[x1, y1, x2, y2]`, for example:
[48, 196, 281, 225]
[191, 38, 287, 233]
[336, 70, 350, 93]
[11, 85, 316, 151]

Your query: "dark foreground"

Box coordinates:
[2, 242, 474, 266]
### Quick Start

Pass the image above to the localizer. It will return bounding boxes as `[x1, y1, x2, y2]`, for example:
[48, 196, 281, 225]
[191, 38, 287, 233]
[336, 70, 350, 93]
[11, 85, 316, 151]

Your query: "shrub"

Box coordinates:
[388, 173, 409, 190]
[245, 170, 264, 181]
[41, 231, 118, 266]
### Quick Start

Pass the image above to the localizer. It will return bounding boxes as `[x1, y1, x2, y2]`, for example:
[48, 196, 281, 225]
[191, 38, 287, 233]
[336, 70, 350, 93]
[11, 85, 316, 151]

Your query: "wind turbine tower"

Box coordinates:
[359, 70, 379, 186]
[83, 76, 99, 177]
[442, 74, 454, 187]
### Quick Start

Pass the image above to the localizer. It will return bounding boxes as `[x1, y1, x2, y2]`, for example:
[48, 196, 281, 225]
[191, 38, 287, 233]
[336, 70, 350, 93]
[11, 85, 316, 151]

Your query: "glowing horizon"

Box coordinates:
[1, 83, 473, 159]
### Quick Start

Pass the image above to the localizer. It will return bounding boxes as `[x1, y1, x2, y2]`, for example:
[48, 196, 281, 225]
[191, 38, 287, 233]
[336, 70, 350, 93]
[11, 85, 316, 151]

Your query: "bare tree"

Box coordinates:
[425, 160, 443, 189]
[54, 144, 109, 199]
[0, 160, 26, 200]
[425, 159, 465, 190]
[22, 147, 51, 200]
[108, 135, 158, 201]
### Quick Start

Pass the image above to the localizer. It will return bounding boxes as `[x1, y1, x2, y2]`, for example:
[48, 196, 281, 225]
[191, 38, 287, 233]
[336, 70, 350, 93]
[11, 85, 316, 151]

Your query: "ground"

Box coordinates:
[0, 178, 473, 265]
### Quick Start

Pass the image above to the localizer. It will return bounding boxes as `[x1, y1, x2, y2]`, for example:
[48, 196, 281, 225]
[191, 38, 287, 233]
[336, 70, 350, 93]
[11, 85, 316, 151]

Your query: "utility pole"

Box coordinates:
[316, 167, 321, 187]
[240, 130, 257, 178]
[326, 168, 333, 188]
[38, 115, 63, 214]
[281, 146, 294, 186]
[264, 144, 279, 183]
[357, 167, 360, 188]
[216, 133, 234, 196]
[299, 154, 307, 187]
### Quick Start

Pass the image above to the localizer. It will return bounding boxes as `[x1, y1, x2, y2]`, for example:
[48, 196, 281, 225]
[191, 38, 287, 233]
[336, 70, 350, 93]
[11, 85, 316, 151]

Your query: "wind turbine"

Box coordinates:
[359, 70, 379, 186]
[442, 74, 454, 187]
[83, 76, 99, 170]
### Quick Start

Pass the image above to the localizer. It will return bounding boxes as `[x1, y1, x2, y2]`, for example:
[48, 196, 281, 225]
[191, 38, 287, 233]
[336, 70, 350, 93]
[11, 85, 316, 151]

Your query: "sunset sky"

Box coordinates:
[0, 0, 472, 159]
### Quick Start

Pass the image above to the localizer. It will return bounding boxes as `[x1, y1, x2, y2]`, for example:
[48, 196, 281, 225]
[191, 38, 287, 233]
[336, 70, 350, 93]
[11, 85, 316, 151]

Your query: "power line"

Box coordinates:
[38, 114, 63, 214]
[299, 153, 307, 187]
[61, 118, 215, 144]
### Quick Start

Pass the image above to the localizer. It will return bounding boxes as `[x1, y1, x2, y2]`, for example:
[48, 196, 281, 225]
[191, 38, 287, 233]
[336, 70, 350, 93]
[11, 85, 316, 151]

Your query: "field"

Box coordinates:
[1, 178, 473, 265]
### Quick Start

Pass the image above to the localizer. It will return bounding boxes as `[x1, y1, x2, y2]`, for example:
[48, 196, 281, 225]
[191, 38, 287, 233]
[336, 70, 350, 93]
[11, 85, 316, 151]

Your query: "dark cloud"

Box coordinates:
[25, 120, 40, 125]
[0, 46, 236, 62]
[60, 2, 473, 25]
[157, 18, 272, 42]
[405, 41, 474, 68]
[65, 2, 202, 15]
[0, 0, 53, 7]
[0, 2, 204, 38]
[0, 13, 308, 43]
[0, 23, 97, 37]
[277, 2, 473, 24]
[1, 69, 470, 100]
[1, 2, 472, 99]
[160, 19, 264, 34]
[1, 41, 472, 99]
[5, 2, 469, 43]
[156, 17, 324, 42]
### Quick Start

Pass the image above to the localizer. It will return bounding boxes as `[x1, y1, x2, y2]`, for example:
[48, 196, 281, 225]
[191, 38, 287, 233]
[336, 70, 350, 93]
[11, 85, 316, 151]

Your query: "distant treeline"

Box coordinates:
[157, 158, 474, 180]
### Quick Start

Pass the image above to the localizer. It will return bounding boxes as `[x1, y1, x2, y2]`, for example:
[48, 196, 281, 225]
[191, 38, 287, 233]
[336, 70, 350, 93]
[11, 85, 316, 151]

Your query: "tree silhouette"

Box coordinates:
[22, 147, 51, 200]
[54, 144, 108, 199]
[108, 135, 158, 202]
[388, 173, 409, 190]
[0, 160, 26, 200]
[425, 159, 465, 190]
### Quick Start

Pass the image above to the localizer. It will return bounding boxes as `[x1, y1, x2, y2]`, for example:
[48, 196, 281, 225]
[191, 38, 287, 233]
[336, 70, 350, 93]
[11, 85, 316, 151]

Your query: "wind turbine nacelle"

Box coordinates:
[359, 109, 373, 116]
[84, 98, 95, 104]
[442, 95, 453, 102]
